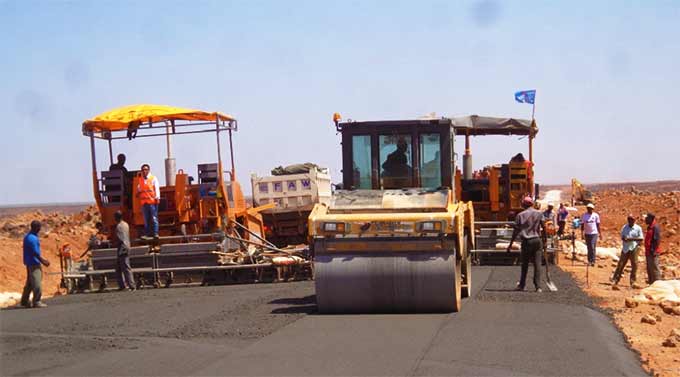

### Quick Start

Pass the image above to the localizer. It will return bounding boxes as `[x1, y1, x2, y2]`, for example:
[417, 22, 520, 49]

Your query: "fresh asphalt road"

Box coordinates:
[1, 266, 646, 376]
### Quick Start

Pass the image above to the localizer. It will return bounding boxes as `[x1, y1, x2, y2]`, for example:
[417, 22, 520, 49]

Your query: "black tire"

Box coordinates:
[452, 256, 462, 312]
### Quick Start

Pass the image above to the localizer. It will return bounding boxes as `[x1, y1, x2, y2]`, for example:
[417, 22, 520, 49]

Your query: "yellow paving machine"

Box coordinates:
[65, 105, 310, 291]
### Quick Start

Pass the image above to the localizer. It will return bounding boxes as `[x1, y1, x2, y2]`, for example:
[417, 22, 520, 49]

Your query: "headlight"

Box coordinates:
[418, 221, 443, 232]
[323, 222, 346, 233]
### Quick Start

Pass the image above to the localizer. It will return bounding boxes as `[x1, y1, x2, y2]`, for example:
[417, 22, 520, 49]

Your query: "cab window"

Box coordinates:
[351, 135, 372, 189]
[419, 133, 442, 188]
[379, 135, 412, 188]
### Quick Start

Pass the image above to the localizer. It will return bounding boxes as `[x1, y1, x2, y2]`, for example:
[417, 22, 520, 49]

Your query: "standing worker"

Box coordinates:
[20, 220, 50, 308]
[581, 203, 601, 266]
[557, 203, 569, 236]
[109, 153, 130, 206]
[137, 163, 160, 239]
[507, 196, 546, 292]
[112, 210, 135, 291]
[644, 213, 662, 284]
[611, 215, 643, 287]
[542, 203, 557, 237]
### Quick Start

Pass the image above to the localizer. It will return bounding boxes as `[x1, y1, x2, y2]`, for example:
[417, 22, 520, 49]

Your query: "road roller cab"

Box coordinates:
[308, 116, 475, 313]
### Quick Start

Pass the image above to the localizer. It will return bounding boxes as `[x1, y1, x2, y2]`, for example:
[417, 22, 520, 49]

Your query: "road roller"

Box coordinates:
[308, 115, 475, 313]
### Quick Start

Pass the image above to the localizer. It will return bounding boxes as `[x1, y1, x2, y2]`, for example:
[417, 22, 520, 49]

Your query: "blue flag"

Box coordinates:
[514, 90, 536, 104]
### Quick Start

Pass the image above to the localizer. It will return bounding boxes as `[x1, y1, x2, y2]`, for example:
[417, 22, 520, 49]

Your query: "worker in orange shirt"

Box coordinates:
[137, 163, 160, 238]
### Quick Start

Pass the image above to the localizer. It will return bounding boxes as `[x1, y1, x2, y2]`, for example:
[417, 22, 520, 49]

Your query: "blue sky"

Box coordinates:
[1, 0, 679, 205]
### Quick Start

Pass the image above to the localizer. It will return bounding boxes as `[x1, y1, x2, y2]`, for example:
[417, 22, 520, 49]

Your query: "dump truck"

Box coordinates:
[308, 115, 475, 313]
[251, 164, 332, 247]
[64, 104, 311, 292]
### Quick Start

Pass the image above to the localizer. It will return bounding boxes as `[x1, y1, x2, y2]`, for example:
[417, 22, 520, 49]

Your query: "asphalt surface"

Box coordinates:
[1, 266, 646, 376]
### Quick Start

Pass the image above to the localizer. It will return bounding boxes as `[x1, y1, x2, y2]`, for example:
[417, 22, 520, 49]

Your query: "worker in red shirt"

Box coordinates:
[644, 213, 662, 284]
[137, 163, 160, 238]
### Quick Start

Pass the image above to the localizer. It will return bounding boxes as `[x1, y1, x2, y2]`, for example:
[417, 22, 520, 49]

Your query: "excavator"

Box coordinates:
[571, 178, 595, 205]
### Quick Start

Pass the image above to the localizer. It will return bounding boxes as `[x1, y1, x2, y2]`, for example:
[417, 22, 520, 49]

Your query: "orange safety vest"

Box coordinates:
[138, 174, 158, 205]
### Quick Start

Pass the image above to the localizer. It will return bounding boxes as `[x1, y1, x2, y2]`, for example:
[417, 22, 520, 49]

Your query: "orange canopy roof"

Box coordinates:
[82, 104, 235, 133]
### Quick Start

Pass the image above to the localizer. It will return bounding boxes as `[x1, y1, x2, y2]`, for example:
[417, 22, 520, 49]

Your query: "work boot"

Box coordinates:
[32, 302, 48, 308]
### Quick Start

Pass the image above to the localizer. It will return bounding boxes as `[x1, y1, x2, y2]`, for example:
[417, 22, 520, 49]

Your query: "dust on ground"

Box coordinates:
[556, 182, 680, 377]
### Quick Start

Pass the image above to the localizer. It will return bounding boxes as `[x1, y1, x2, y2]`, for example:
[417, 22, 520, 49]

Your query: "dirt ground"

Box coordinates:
[554, 180, 680, 377]
[0, 204, 96, 297]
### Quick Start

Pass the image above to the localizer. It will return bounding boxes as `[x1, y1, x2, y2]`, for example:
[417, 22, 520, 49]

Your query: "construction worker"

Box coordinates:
[557, 203, 569, 236]
[112, 210, 135, 291]
[542, 203, 556, 234]
[506, 196, 546, 292]
[542, 203, 555, 222]
[108, 154, 129, 205]
[109, 153, 129, 176]
[382, 139, 411, 179]
[611, 215, 643, 287]
[20, 220, 50, 308]
[644, 213, 662, 284]
[137, 163, 160, 238]
[581, 203, 601, 266]
[78, 222, 109, 260]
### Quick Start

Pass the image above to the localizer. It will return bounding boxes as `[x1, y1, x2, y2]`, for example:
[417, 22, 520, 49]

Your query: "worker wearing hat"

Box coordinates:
[507, 196, 546, 292]
[581, 203, 601, 266]
[611, 214, 643, 287]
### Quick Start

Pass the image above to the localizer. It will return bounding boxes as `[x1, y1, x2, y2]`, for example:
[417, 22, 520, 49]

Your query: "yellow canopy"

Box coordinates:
[82, 104, 235, 133]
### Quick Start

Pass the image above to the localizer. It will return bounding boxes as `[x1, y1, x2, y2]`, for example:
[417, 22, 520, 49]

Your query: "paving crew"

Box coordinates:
[611, 214, 643, 287]
[507, 196, 546, 292]
[644, 213, 662, 284]
[137, 163, 160, 238]
[581, 203, 601, 266]
[20, 220, 50, 308]
[112, 210, 135, 291]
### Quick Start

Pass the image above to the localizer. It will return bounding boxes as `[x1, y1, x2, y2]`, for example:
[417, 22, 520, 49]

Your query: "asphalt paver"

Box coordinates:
[0, 266, 646, 376]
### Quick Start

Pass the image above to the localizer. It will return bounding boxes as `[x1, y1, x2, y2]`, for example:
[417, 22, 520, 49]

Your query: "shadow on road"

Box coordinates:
[483, 288, 521, 292]
[269, 295, 318, 314]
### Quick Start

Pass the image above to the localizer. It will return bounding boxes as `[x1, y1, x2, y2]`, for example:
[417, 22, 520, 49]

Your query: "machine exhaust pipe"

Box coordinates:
[463, 133, 472, 180]
[165, 158, 176, 186]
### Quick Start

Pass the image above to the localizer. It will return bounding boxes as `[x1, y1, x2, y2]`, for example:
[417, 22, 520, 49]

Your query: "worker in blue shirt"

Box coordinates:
[20, 220, 51, 308]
